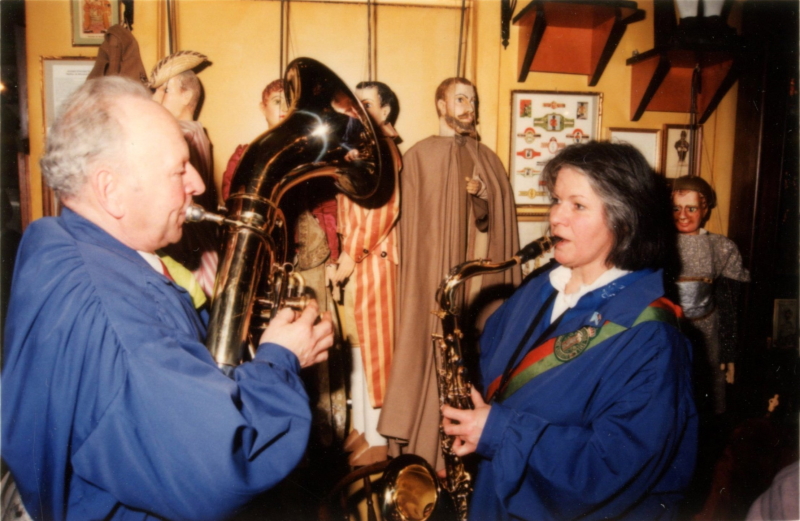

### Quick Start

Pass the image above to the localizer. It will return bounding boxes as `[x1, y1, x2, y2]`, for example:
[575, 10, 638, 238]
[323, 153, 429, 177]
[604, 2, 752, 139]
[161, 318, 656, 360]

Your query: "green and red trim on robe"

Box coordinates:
[486, 297, 683, 403]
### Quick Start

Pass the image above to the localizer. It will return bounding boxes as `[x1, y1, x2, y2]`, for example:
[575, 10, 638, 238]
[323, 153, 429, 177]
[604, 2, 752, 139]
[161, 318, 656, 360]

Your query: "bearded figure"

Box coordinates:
[377, 77, 520, 469]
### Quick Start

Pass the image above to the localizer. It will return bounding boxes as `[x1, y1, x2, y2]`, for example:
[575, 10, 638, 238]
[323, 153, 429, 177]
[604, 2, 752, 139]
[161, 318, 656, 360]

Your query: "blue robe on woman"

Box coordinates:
[2, 208, 314, 521]
[471, 266, 698, 520]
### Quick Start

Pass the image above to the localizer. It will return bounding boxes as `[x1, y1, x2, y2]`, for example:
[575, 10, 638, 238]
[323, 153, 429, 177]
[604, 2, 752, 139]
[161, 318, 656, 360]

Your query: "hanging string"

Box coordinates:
[456, 0, 467, 77]
[166, 0, 176, 54]
[367, 0, 373, 81]
[279, 0, 287, 77]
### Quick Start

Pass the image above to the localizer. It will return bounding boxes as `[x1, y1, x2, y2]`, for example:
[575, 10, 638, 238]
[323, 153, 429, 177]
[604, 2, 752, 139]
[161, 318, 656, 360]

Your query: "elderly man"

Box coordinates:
[378, 77, 520, 469]
[1, 77, 332, 521]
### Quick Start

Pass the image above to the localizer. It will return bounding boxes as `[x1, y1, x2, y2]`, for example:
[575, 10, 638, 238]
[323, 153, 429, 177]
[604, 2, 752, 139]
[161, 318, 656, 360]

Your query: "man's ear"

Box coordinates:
[436, 98, 447, 117]
[93, 167, 126, 219]
[258, 101, 268, 118]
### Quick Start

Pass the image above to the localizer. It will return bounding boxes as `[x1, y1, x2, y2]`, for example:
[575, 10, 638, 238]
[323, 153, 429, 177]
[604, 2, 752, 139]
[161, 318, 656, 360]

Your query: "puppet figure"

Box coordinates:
[149, 51, 218, 300]
[378, 77, 520, 469]
[330, 81, 402, 466]
[672, 175, 749, 416]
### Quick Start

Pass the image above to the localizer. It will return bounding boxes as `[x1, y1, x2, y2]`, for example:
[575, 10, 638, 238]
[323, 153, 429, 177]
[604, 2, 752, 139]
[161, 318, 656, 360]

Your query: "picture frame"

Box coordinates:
[41, 56, 95, 216]
[71, 0, 119, 46]
[608, 128, 660, 172]
[510, 90, 602, 220]
[772, 299, 798, 351]
[661, 124, 702, 178]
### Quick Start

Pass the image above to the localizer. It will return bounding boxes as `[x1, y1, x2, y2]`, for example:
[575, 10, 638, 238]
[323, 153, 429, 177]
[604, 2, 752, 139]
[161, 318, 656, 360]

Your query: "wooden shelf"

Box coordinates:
[627, 41, 745, 123]
[513, 0, 645, 86]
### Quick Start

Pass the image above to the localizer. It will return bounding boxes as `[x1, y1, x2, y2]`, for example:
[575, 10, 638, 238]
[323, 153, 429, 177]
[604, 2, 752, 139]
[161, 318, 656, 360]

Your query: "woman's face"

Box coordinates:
[549, 167, 615, 279]
[672, 190, 705, 235]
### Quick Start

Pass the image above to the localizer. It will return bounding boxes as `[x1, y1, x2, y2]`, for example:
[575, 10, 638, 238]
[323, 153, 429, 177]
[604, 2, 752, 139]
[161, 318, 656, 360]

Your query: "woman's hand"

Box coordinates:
[441, 387, 491, 457]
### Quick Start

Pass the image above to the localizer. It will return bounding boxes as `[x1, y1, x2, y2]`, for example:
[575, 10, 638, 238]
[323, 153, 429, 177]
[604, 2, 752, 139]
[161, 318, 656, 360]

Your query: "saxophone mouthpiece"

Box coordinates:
[515, 236, 561, 264]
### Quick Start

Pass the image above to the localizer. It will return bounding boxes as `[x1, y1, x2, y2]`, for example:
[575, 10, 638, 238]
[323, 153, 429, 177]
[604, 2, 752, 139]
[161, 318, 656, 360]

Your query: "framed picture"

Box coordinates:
[773, 299, 798, 351]
[510, 90, 602, 220]
[608, 128, 660, 172]
[661, 124, 702, 178]
[41, 57, 95, 216]
[71, 0, 119, 46]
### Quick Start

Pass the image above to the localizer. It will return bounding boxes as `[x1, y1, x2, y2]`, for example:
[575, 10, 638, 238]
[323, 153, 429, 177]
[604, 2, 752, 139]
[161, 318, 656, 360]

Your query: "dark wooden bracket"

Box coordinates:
[513, 0, 645, 86]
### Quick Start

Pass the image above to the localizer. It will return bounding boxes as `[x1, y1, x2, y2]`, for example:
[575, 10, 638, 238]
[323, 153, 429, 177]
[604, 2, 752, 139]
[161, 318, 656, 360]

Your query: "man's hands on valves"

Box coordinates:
[259, 300, 333, 368]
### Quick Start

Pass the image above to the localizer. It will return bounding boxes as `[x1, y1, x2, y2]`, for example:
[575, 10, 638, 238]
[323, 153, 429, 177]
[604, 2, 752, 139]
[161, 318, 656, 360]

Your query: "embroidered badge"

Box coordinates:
[554, 326, 597, 362]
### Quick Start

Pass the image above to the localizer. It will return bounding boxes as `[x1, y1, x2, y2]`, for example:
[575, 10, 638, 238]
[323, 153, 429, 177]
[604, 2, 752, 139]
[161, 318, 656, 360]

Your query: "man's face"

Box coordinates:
[672, 190, 705, 235]
[357, 86, 389, 125]
[260, 89, 288, 128]
[115, 97, 205, 252]
[440, 83, 476, 134]
[152, 76, 190, 120]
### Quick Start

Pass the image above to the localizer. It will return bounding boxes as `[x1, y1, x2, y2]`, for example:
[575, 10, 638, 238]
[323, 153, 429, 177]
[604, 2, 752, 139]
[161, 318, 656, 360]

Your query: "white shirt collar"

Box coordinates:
[548, 265, 631, 322]
[138, 251, 163, 274]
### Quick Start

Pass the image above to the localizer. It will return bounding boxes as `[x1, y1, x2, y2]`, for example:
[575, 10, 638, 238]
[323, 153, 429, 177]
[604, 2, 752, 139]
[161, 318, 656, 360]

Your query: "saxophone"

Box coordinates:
[379, 236, 559, 521]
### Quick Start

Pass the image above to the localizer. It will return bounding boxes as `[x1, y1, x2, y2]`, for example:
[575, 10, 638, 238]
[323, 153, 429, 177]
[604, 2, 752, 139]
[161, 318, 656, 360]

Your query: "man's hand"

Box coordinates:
[441, 387, 490, 457]
[259, 300, 333, 368]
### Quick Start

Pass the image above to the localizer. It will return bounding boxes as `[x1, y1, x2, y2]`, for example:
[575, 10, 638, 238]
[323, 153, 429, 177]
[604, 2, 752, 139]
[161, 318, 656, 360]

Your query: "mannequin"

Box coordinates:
[671, 175, 749, 415]
[378, 77, 520, 469]
[331, 81, 401, 466]
[150, 51, 218, 298]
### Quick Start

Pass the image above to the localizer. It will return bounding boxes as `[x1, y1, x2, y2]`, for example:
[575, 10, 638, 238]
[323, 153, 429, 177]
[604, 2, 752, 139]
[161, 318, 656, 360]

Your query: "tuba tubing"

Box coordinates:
[194, 58, 384, 371]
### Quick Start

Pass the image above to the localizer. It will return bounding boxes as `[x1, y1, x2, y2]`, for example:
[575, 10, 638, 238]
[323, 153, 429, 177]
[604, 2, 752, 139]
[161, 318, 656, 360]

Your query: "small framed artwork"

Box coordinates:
[773, 299, 798, 351]
[510, 90, 602, 220]
[41, 57, 95, 216]
[661, 124, 702, 178]
[608, 128, 660, 172]
[72, 0, 120, 46]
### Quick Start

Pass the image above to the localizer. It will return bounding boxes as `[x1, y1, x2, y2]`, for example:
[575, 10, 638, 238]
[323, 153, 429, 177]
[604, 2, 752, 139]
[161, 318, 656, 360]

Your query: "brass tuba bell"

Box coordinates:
[188, 57, 383, 373]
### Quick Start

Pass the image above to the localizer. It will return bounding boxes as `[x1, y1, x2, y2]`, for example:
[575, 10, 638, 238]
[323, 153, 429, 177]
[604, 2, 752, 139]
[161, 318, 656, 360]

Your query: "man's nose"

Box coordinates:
[184, 164, 206, 196]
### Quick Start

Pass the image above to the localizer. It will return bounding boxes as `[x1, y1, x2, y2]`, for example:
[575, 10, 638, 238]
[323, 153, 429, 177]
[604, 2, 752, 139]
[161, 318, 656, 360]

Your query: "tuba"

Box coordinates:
[376, 236, 560, 521]
[187, 57, 383, 372]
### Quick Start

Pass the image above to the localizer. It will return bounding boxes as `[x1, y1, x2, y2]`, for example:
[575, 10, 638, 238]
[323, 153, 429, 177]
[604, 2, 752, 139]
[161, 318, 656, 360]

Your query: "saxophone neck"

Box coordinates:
[437, 258, 520, 314]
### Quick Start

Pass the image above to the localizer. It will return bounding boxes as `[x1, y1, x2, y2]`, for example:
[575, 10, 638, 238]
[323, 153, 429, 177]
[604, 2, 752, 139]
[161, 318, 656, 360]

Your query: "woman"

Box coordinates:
[442, 142, 698, 520]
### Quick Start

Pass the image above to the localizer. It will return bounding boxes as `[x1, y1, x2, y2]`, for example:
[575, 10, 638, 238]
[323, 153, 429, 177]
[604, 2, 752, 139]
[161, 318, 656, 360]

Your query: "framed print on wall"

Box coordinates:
[661, 124, 702, 178]
[72, 0, 120, 46]
[41, 57, 95, 216]
[608, 128, 660, 172]
[510, 90, 602, 220]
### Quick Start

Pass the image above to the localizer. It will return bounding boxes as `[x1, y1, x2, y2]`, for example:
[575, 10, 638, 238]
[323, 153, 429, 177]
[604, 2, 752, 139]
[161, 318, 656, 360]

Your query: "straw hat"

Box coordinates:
[148, 50, 208, 89]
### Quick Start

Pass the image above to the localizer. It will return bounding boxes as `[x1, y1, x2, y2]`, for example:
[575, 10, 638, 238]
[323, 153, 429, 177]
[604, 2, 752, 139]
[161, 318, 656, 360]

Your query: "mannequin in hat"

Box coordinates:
[150, 51, 219, 299]
[671, 175, 749, 417]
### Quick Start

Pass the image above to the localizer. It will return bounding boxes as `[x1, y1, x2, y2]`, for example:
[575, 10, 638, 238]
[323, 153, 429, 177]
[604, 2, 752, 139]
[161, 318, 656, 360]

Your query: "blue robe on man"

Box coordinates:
[2, 208, 313, 521]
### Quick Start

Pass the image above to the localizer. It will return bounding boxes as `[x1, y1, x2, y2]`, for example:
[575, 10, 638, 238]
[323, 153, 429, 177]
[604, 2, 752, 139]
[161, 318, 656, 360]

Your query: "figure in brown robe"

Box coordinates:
[378, 77, 521, 469]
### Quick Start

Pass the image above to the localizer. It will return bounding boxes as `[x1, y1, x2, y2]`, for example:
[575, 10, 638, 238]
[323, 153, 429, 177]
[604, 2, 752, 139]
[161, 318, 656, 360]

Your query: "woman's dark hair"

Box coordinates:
[356, 81, 400, 126]
[542, 141, 675, 271]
